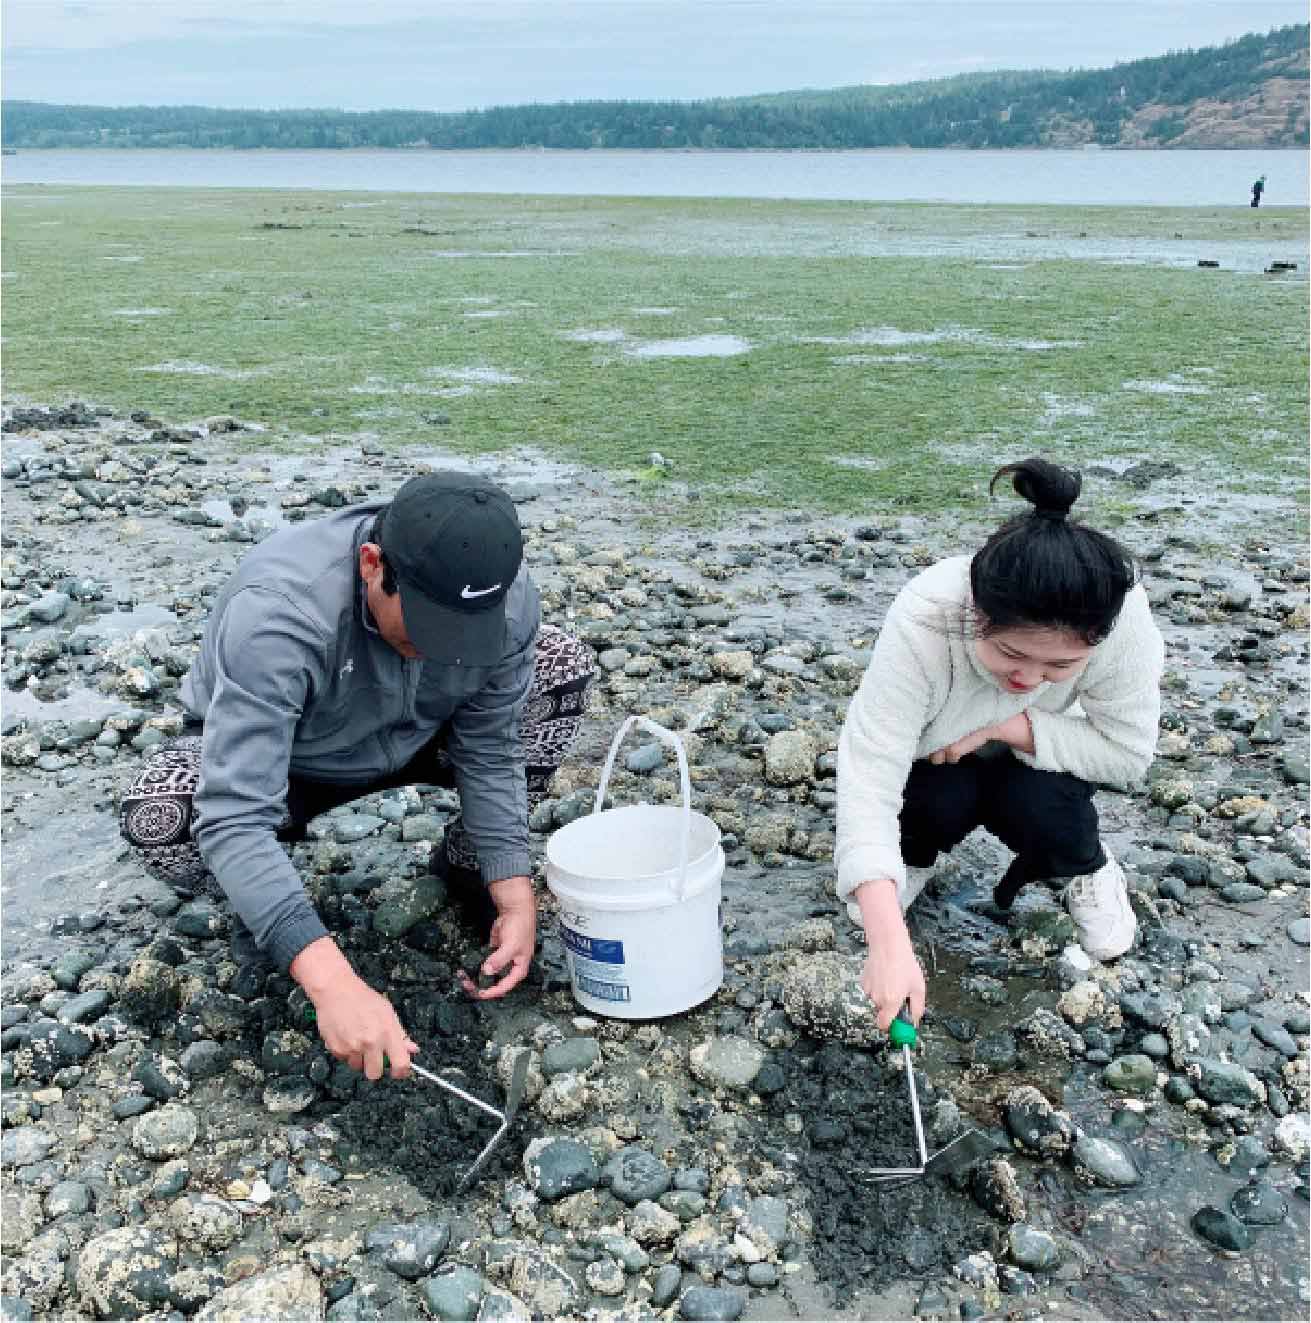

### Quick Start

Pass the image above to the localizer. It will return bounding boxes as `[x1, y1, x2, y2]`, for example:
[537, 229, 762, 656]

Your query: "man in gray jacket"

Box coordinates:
[120, 473, 594, 1084]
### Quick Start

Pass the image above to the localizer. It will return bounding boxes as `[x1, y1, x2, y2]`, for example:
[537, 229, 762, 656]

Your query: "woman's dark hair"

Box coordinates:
[367, 510, 398, 596]
[970, 457, 1137, 645]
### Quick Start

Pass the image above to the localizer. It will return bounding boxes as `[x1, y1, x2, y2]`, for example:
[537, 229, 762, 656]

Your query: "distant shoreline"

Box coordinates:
[4, 144, 1309, 153]
[6, 146, 1304, 208]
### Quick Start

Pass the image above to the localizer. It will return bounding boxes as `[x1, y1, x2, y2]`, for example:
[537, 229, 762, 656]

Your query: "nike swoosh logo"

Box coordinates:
[460, 583, 502, 599]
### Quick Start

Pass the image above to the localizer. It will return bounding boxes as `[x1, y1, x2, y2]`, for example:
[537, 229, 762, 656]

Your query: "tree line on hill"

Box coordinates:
[3, 24, 1305, 151]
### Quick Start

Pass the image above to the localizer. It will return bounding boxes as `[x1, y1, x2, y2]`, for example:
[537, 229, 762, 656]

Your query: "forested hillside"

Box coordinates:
[3, 24, 1305, 150]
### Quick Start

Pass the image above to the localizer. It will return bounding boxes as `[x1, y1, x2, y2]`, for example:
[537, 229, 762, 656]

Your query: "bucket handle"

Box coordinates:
[593, 715, 693, 901]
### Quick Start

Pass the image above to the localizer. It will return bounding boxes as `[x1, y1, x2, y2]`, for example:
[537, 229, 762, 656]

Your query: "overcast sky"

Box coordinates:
[3, 0, 1306, 111]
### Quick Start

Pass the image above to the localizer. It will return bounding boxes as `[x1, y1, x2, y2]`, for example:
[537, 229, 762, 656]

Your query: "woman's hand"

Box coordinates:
[852, 879, 927, 1031]
[927, 724, 997, 765]
[928, 711, 1033, 765]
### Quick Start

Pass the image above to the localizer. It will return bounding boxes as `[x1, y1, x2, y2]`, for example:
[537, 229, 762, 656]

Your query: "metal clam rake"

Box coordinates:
[859, 1005, 992, 1190]
[299, 995, 531, 1194]
[409, 1050, 530, 1194]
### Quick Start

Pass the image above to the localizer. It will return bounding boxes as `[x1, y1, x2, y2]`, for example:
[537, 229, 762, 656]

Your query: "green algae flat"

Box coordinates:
[3, 186, 1306, 517]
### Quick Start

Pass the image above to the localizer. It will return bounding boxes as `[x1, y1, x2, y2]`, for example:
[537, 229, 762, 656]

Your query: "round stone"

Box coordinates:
[679, 1285, 746, 1320]
[1008, 1224, 1060, 1271]
[131, 1104, 199, 1159]
[420, 1265, 485, 1321]
[524, 1138, 599, 1202]
[1191, 1206, 1251, 1251]
[1231, 1182, 1288, 1226]
[1103, 1055, 1157, 1095]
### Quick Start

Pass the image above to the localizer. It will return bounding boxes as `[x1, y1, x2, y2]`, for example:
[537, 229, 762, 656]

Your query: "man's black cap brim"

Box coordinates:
[398, 578, 507, 666]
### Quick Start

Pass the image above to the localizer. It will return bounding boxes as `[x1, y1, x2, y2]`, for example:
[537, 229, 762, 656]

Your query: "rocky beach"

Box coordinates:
[1, 400, 1308, 1321]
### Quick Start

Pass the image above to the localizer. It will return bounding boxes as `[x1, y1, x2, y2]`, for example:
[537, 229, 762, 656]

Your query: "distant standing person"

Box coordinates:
[1251, 174, 1266, 208]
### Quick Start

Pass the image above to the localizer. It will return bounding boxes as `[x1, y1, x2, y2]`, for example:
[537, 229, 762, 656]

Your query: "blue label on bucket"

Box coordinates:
[560, 925, 624, 964]
[576, 975, 631, 1002]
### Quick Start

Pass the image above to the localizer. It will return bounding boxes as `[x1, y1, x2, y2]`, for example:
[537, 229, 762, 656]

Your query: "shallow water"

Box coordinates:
[6, 148, 1306, 207]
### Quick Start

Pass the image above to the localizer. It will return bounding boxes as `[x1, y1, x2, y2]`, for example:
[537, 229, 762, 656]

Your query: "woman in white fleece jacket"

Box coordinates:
[836, 457, 1164, 1033]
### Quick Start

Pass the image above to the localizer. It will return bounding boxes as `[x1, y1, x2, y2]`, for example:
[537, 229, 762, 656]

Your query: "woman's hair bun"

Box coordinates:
[989, 457, 1081, 518]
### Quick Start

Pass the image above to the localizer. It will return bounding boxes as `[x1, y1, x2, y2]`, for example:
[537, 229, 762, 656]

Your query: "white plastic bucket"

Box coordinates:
[545, 716, 724, 1019]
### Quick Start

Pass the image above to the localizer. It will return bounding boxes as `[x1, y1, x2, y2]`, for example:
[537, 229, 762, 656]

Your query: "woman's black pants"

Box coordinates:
[899, 753, 1106, 908]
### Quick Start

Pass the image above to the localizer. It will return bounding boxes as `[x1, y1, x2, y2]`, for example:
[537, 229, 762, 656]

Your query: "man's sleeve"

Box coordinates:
[444, 595, 540, 886]
[190, 588, 331, 971]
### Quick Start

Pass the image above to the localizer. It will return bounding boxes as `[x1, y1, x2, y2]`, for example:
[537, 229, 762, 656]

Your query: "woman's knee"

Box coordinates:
[986, 766, 1101, 872]
[899, 758, 987, 861]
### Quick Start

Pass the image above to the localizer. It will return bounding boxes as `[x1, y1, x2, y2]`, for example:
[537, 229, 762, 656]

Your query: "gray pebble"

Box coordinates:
[541, 1037, 600, 1078]
[1192, 1206, 1251, 1251]
[1008, 1224, 1060, 1270]
[333, 814, 386, 843]
[56, 989, 110, 1025]
[625, 742, 665, 774]
[525, 1137, 599, 1201]
[604, 1146, 672, 1205]
[679, 1285, 745, 1320]
[1072, 1135, 1140, 1188]
[180, 1041, 229, 1079]
[1231, 1181, 1289, 1226]
[45, 1179, 92, 1216]
[1252, 1019, 1298, 1058]
[1103, 1055, 1156, 1095]
[366, 1219, 451, 1280]
[651, 1265, 682, 1309]
[1, 1128, 55, 1168]
[1223, 1135, 1270, 1178]
[421, 1265, 484, 1320]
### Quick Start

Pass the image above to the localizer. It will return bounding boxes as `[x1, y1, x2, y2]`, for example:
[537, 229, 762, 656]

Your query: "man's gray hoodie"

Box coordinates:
[180, 502, 540, 971]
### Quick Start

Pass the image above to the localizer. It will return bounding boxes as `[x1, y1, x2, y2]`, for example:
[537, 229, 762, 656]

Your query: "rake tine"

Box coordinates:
[410, 1055, 528, 1193]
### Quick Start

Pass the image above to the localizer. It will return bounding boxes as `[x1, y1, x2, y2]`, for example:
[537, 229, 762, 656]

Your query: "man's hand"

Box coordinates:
[852, 879, 927, 1032]
[461, 875, 536, 1001]
[290, 937, 417, 1080]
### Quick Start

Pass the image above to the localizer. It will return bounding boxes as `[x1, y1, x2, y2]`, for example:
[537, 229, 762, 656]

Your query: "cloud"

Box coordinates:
[4, 0, 1306, 110]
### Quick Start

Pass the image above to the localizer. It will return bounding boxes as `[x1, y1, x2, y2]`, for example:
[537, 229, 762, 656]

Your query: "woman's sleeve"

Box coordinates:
[835, 593, 936, 910]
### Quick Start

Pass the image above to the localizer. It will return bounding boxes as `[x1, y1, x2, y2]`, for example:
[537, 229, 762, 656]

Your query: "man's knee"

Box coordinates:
[530, 624, 597, 700]
[119, 736, 210, 887]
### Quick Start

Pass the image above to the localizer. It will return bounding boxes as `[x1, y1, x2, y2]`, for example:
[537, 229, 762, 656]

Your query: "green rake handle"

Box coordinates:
[888, 1006, 918, 1048]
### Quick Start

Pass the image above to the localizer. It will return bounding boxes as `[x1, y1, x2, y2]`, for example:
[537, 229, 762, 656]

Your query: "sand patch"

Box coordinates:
[1122, 379, 1210, 396]
[802, 326, 1080, 351]
[424, 367, 524, 385]
[1040, 393, 1097, 421]
[625, 335, 751, 359]
[830, 456, 889, 471]
[349, 379, 475, 398]
[831, 353, 932, 366]
[426, 250, 577, 259]
[138, 361, 258, 379]
[566, 329, 629, 344]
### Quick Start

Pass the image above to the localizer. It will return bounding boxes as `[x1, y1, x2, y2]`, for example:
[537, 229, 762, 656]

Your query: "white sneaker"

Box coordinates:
[1062, 853, 1136, 960]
